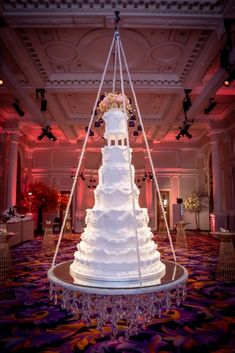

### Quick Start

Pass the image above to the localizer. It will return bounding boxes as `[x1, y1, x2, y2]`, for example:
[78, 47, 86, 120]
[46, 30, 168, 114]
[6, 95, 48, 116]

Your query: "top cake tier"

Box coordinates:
[103, 108, 128, 141]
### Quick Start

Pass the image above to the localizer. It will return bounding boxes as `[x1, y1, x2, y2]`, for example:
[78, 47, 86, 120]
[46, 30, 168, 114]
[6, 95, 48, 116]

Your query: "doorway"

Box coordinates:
[157, 191, 170, 232]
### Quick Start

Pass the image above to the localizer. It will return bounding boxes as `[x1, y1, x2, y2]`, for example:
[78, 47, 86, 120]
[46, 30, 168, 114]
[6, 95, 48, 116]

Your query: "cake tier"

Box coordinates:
[85, 208, 149, 232]
[103, 108, 128, 140]
[70, 250, 165, 287]
[98, 164, 135, 189]
[70, 208, 166, 287]
[94, 187, 139, 209]
[101, 145, 132, 166]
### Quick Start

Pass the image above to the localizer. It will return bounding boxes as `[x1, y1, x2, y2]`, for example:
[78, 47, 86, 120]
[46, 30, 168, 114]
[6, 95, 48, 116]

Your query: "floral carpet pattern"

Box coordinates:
[0, 232, 234, 353]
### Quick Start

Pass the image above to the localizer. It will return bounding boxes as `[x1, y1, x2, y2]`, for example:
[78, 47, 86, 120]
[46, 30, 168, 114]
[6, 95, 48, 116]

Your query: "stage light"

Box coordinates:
[0, 79, 4, 86]
[183, 89, 192, 113]
[204, 98, 216, 114]
[176, 120, 193, 140]
[41, 98, 47, 112]
[36, 88, 47, 112]
[37, 126, 57, 141]
[12, 99, 24, 117]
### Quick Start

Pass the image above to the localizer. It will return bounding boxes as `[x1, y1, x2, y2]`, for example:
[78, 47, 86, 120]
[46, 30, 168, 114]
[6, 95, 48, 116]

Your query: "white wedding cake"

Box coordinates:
[70, 93, 165, 287]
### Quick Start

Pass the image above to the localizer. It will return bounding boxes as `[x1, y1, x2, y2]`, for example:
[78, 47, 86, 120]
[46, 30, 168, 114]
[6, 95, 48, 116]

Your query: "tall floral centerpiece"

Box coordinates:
[19, 182, 60, 234]
[97, 92, 133, 118]
[184, 191, 201, 230]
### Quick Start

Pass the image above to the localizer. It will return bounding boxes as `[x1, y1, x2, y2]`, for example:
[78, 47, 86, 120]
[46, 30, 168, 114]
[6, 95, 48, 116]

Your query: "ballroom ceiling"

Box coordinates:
[0, 0, 235, 149]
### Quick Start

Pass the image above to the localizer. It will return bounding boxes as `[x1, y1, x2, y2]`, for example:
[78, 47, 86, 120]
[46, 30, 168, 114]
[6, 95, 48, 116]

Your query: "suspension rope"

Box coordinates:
[51, 34, 117, 268]
[112, 39, 118, 93]
[116, 33, 142, 286]
[119, 40, 177, 264]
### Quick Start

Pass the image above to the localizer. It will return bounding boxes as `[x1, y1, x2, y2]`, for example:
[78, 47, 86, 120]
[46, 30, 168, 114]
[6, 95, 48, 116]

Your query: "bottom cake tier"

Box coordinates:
[70, 250, 166, 288]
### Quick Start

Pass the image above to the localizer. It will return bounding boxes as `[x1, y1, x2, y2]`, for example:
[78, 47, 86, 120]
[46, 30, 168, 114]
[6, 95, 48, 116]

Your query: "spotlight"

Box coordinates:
[0, 79, 4, 86]
[41, 98, 47, 112]
[204, 98, 216, 114]
[37, 126, 57, 141]
[12, 99, 24, 117]
[176, 120, 193, 140]
[223, 71, 235, 87]
[36, 88, 47, 112]
[183, 89, 192, 113]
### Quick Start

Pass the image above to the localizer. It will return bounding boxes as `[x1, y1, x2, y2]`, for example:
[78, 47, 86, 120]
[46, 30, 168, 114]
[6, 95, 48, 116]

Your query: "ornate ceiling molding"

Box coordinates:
[45, 78, 182, 90]
[3, 1, 224, 13]
[3, 1, 224, 30]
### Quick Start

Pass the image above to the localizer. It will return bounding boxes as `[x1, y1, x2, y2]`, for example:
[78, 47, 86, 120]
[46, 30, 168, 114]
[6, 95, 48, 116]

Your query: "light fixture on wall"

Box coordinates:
[12, 99, 25, 116]
[36, 88, 47, 112]
[204, 97, 216, 114]
[37, 126, 57, 141]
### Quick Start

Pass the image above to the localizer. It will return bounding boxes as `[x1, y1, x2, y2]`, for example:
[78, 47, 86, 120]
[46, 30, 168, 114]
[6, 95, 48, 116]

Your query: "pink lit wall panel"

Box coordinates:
[179, 176, 197, 200]
[52, 151, 78, 168]
[178, 151, 196, 168]
[33, 150, 51, 168]
[58, 176, 73, 190]
[132, 152, 145, 169]
[32, 176, 50, 185]
[157, 176, 171, 188]
[84, 152, 102, 169]
[152, 151, 178, 168]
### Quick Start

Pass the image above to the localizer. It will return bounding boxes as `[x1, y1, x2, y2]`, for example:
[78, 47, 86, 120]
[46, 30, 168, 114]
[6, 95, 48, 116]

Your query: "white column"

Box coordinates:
[211, 133, 222, 212]
[7, 132, 19, 208]
[209, 131, 227, 231]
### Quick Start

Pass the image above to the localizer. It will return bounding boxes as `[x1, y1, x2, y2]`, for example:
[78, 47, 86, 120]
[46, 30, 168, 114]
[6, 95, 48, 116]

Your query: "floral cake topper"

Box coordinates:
[97, 92, 133, 118]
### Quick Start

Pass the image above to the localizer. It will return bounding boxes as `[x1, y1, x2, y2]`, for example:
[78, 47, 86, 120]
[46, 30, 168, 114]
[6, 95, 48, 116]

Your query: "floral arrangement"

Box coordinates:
[183, 191, 200, 211]
[97, 92, 133, 118]
[183, 191, 201, 229]
[18, 181, 59, 213]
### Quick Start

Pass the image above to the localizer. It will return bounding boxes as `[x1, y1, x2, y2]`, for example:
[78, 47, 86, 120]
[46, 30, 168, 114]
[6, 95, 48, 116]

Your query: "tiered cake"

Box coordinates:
[70, 94, 165, 287]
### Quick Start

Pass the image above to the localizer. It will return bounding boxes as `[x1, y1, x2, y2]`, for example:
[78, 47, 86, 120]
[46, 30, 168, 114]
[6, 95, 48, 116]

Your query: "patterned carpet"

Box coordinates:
[0, 232, 234, 353]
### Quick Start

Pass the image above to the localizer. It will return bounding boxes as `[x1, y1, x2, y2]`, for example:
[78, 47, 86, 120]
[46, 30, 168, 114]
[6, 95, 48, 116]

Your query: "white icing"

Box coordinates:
[70, 107, 165, 287]
[103, 108, 128, 141]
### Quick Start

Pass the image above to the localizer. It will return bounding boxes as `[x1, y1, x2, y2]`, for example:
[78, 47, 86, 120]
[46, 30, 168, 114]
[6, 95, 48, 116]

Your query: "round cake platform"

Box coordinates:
[48, 260, 188, 336]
